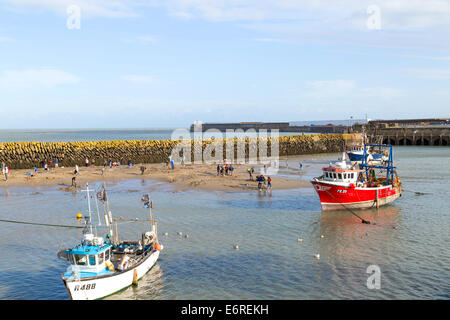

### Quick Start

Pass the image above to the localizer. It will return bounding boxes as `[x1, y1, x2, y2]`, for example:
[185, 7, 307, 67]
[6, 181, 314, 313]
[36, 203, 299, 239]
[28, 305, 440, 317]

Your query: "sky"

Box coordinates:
[0, 0, 449, 129]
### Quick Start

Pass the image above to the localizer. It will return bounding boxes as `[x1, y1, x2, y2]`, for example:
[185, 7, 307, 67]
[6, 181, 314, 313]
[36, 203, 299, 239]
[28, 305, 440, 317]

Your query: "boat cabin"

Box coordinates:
[321, 167, 362, 184]
[65, 234, 113, 275]
[349, 145, 364, 153]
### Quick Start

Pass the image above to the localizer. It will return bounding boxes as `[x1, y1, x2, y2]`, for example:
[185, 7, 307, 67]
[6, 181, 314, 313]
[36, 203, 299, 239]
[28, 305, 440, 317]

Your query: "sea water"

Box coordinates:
[0, 146, 449, 299]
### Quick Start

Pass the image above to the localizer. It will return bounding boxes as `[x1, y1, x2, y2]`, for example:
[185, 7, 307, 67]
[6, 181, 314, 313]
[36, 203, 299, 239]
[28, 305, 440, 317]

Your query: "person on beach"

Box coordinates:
[85, 157, 89, 167]
[55, 157, 59, 168]
[257, 175, 264, 190]
[267, 176, 272, 190]
[103, 159, 107, 168]
[171, 159, 175, 170]
[299, 161, 303, 170]
[217, 164, 220, 176]
[74, 164, 79, 175]
[71, 176, 77, 187]
[182, 154, 185, 167]
[109, 159, 112, 168]
[140, 166, 146, 175]
[248, 168, 253, 180]
[101, 167, 105, 176]
[4, 166, 9, 181]
[44, 163, 48, 171]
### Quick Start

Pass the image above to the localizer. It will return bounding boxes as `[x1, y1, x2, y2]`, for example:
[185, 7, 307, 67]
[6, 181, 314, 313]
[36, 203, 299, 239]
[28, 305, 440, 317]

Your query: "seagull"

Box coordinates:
[177, 232, 182, 236]
[233, 245, 239, 250]
[297, 238, 303, 243]
[314, 253, 320, 259]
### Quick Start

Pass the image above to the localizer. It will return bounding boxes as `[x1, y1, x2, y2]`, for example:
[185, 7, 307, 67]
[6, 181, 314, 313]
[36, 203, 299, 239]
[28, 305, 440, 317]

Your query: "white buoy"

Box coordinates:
[320, 235, 324, 238]
[314, 253, 320, 259]
[164, 232, 168, 236]
[233, 245, 239, 250]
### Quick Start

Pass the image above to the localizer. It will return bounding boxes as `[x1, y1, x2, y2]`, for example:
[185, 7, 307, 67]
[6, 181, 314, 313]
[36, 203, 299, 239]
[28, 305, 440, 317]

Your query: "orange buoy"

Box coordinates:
[154, 243, 161, 251]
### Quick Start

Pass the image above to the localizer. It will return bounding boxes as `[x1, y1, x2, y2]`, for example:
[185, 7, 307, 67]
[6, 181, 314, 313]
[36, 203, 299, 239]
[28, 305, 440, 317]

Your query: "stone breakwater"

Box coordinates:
[0, 134, 361, 169]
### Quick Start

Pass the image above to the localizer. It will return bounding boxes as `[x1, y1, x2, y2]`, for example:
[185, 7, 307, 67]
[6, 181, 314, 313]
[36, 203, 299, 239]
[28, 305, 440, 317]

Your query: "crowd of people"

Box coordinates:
[217, 164, 234, 176]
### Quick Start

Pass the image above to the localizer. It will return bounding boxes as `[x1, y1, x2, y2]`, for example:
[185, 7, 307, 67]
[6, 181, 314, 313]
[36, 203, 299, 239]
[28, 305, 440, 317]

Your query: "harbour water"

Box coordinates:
[0, 146, 449, 299]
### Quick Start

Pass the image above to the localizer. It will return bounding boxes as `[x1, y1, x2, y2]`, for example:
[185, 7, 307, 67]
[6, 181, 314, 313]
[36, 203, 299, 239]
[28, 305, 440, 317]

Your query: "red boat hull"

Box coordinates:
[311, 181, 401, 211]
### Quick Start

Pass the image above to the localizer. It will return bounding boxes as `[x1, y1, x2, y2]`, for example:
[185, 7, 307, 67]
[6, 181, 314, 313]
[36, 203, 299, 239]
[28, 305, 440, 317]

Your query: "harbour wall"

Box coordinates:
[0, 133, 361, 169]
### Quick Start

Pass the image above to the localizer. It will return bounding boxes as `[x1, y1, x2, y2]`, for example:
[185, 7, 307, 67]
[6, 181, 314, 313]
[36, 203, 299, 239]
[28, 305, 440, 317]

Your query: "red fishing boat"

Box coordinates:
[311, 144, 402, 211]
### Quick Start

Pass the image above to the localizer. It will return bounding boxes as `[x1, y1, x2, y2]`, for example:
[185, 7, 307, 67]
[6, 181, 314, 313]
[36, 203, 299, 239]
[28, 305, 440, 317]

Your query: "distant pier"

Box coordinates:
[366, 118, 450, 146]
[189, 121, 348, 134]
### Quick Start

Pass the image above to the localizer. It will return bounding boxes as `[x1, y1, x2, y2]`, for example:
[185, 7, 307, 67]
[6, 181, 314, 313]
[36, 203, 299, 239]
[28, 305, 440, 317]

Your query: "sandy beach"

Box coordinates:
[0, 160, 310, 192]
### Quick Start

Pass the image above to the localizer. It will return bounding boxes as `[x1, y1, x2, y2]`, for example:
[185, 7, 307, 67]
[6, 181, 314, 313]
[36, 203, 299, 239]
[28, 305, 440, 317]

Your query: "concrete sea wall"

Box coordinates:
[0, 134, 361, 169]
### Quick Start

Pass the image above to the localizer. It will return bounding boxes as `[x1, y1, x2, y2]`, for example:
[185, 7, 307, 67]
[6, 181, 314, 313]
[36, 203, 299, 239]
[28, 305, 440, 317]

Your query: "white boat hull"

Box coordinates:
[63, 250, 160, 300]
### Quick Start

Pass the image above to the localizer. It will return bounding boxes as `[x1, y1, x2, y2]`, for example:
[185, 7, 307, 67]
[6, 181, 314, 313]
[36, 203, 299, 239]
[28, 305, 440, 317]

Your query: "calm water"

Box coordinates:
[0, 146, 449, 299]
[0, 129, 308, 142]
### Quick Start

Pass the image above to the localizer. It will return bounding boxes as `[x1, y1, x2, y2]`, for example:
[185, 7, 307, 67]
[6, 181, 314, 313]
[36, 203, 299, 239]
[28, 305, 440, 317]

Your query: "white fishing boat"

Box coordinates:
[59, 183, 162, 300]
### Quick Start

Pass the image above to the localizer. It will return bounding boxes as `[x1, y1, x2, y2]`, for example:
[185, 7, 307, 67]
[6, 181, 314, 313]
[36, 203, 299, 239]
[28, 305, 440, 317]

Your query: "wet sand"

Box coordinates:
[0, 161, 310, 192]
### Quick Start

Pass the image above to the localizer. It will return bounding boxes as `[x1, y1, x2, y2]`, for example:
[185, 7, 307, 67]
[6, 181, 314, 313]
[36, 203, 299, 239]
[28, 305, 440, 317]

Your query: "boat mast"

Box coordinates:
[82, 183, 94, 235]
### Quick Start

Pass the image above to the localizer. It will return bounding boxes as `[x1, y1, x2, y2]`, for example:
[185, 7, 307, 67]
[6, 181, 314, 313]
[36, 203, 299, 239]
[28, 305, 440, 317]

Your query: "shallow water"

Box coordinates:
[0, 146, 449, 299]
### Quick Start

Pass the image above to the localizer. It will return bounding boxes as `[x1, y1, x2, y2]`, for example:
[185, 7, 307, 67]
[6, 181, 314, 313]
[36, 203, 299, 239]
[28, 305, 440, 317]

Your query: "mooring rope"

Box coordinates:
[0, 218, 84, 229]
[324, 189, 371, 224]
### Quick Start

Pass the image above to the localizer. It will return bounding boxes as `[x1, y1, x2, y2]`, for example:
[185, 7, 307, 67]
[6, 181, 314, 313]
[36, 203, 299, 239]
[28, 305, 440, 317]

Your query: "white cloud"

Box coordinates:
[121, 75, 157, 84]
[136, 35, 158, 44]
[0, 36, 14, 42]
[304, 79, 401, 100]
[120, 35, 158, 45]
[0, 0, 138, 18]
[0, 68, 81, 89]
[407, 68, 450, 80]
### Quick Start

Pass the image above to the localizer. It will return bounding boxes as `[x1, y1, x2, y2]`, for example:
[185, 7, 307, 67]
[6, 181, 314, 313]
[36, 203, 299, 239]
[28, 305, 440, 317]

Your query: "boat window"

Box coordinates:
[333, 173, 337, 179]
[338, 173, 342, 179]
[105, 249, 110, 261]
[343, 173, 347, 179]
[89, 255, 96, 266]
[98, 252, 105, 264]
[74, 254, 87, 266]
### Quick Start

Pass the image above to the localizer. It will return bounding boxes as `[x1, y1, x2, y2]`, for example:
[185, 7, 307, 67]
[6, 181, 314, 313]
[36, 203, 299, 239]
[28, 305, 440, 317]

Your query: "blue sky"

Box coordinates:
[0, 0, 449, 129]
